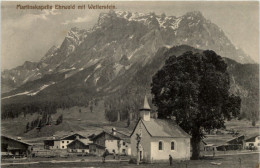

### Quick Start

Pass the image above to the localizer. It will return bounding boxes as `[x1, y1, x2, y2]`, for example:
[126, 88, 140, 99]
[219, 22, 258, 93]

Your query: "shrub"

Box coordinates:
[129, 158, 137, 164]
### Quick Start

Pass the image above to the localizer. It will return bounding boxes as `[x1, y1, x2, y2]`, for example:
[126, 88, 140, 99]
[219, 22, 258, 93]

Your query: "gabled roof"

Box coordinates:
[60, 133, 86, 140]
[88, 134, 96, 140]
[89, 143, 106, 149]
[67, 139, 91, 146]
[92, 131, 121, 141]
[131, 118, 190, 138]
[113, 130, 130, 143]
[226, 135, 245, 144]
[1, 135, 32, 146]
[245, 134, 260, 142]
[113, 130, 130, 139]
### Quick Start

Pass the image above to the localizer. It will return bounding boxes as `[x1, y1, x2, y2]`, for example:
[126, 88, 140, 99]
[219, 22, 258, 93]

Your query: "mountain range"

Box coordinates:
[1, 11, 258, 124]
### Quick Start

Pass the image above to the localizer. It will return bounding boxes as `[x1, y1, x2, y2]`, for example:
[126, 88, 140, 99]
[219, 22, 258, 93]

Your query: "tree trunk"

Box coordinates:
[191, 136, 201, 160]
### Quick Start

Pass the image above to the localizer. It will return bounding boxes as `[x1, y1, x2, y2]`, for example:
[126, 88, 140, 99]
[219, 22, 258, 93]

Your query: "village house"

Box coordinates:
[43, 133, 87, 150]
[90, 129, 131, 156]
[1, 135, 32, 157]
[130, 96, 191, 162]
[111, 128, 131, 155]
[216, 135, 245, 151]
[67, 138, 92, 153]
[245, 134, 260, 150]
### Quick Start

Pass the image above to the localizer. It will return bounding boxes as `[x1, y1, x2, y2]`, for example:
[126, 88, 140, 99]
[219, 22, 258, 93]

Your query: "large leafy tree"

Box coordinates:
[151, 50, 241, 159]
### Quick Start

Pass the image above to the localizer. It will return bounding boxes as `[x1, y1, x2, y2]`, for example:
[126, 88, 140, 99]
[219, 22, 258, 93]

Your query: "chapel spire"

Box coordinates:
[140, 95, 151, 121]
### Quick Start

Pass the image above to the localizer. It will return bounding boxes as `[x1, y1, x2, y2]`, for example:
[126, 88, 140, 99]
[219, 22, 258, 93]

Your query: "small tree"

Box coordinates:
[60, 114, 63, 123]
[30, 122, 34, 130]
[252, 120, 256, 127]
[127, 118, 130, 127]
[37, 119, 42, 132]
[90, 105, 93, 113]
[56, 114, 63, 125]
[46, 115, 52, 125]
[25, 122, 30, 132]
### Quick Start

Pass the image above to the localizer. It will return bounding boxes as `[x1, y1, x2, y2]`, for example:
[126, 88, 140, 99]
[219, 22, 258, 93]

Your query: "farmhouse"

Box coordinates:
[111, 129, 131, 155]
[245, 134, 260, 150]
[1, 135, 32, 157]
[130, 96, 191, 162]
[44, 133, 87, 149]
[67, 139, 92, 153]
[91, 129, 131, 155]
[216, 135, 245, 151]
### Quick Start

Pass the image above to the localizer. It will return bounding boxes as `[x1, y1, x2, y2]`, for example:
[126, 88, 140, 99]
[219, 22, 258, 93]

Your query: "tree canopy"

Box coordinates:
[151, 50, 241, 159]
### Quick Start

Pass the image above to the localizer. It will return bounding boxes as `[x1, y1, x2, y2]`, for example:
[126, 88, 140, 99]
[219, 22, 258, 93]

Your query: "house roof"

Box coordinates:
[1, 135, 32, 146]
[245, 135, 259, 142]
[113, 130, 130, 143]
[113, 130, 130, 138]
[226, 135, 245, 144]
[60, 133, 86, 140]
[67, 139, 91, 146]
[131, 118, 190, 138]
[92, 131, 121, 141]
[89, 143, 106, 149]
[88, 134, 96, 140]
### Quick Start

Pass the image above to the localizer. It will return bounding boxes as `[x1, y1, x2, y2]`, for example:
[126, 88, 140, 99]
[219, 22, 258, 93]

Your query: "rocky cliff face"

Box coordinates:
[2, 11, 254, 93]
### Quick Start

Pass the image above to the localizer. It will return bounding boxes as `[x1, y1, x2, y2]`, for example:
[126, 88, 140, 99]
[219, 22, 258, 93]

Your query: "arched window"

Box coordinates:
[171, 141, 175, 150]
[159, 141, 163, 150]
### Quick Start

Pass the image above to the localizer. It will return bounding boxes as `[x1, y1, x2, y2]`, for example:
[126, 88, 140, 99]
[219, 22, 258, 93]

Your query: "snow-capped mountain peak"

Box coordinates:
[2, 11, 254, 93]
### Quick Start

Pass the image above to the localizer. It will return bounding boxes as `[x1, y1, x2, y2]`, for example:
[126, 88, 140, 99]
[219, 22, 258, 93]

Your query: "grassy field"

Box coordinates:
[2, 153, 259, 168]
[1, 100, 135, 141]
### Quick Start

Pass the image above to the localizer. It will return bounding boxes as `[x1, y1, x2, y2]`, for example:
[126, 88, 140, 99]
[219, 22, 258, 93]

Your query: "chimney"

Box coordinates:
[140, 96, 151, 121]
[112, 128, 116, 135]
[76, 135, 80, 140]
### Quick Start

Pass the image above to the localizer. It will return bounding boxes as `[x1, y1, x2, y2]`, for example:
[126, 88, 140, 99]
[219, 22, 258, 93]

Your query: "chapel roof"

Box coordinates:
[131, 118, 190, 138]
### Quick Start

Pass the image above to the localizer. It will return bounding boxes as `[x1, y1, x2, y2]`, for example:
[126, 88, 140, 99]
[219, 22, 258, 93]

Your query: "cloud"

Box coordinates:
[62, 15, 93, 25]
[4, 9, 61, 30]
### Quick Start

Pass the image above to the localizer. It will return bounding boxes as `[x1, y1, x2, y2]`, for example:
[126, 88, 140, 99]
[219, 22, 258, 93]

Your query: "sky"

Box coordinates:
[1, 1, 259, 70]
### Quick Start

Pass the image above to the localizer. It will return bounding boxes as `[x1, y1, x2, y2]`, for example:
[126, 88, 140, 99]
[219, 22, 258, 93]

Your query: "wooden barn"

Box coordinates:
[1, 135, 32, 157]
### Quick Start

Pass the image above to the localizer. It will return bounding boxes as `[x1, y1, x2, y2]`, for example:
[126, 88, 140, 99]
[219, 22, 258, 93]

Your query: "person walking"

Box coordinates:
[169, 154, 173, 166]
[113, 150, 116, 159]
[102, 149, 109, 163]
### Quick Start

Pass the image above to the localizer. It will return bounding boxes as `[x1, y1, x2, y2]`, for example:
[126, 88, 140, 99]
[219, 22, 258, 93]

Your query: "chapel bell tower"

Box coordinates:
[140, 96, 151, 121]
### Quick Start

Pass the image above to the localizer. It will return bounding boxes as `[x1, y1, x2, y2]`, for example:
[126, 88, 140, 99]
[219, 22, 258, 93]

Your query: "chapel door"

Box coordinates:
[140, 151, 142, 161]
